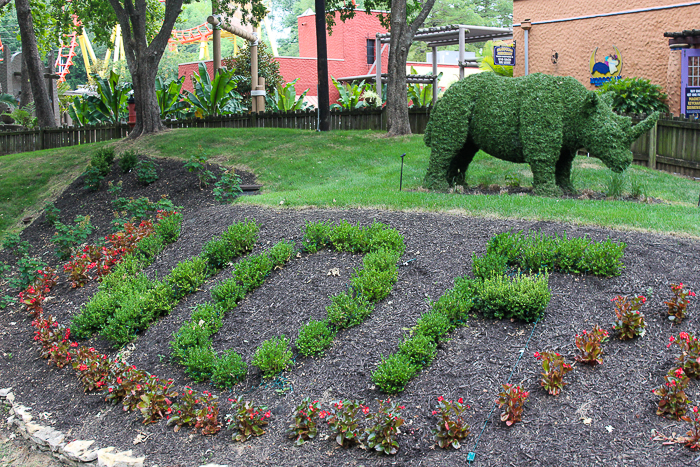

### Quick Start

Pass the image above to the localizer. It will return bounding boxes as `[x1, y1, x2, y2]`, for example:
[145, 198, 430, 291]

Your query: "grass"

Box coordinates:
[1, 128, 699, 238]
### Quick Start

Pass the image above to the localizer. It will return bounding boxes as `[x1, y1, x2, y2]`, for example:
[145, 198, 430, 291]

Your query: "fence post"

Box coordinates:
[648, 121, 657, 169]
[38, 128, 45, 151]
[251, 112, 257, 128]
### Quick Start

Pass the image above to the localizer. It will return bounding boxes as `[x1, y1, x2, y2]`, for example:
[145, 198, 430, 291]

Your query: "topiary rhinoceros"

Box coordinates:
[423, 72, 659, 194]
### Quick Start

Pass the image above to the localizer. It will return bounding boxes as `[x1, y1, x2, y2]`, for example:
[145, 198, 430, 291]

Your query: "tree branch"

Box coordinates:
[148, 0, 183, 55]
[407, 0, 438, 44]
[0, 0, 11, 11]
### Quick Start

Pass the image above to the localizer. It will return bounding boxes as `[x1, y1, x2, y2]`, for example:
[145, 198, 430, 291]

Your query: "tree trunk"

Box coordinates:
[108, 0, 183, 138]
[19, 57, 32, 108]
[315, 0, 330, 131]
[15, 0, 56, 128]
[384, 0, 437, 136]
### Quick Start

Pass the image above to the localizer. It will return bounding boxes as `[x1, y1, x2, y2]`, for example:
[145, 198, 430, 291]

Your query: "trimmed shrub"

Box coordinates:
[212, 350, 247, 388]
[350, 249, 399, 302]
[135, 159, 158, 185]
[477, 272, 550, 322]
[268, 240, 295, 267]
[302, 220, 331, 253]
[211, 278, 247, 310]
[119, 150, 138, 173]
[372, 353, 417, 394]
[252, 335, 294, 378]
[170, 321, 212, 363]
[233, 254, 273, 290]
[221, 219, 259, 257]
[398, 334, 437, 367]
[414, 309, 451, 342]
[296, 319, 336, 356]
[136, 233, 165, 260]
[326, 291, 374, 329]
[330, 220, 370, 253]
[190, 303, 224, 335]
[472, 252, 508, 281]
[167, 256, 208, 299]
[184, 346, 216, 382]
[155, 213, 183, 244]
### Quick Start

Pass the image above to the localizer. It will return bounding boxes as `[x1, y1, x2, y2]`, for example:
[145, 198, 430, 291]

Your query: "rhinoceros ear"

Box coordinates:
[582, 91, 599, 115]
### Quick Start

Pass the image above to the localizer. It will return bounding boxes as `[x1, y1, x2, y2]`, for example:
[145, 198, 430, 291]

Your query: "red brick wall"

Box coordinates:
[178, 61, 215, 95]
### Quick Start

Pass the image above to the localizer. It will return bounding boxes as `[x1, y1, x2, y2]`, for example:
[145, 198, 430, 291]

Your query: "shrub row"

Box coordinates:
[170, 240, 296, 387]
[72, 218, 257, 347]
[486, 230, 626, 277]
[295, 221, 405, 358]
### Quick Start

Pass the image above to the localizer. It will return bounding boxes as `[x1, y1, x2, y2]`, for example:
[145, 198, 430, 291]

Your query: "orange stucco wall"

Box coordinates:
[513, 0, 700, 115]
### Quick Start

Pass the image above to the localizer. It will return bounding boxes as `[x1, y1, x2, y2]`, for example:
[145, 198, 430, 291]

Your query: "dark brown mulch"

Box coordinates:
[1, 163, 699, 467]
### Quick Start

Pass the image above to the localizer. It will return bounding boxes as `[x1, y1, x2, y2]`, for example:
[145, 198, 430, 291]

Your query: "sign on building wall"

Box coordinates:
[682, 49, 700, 115]
[493, 44, 515, 66]
[686, 88, 700, 114]
[589, 46, 622, 87]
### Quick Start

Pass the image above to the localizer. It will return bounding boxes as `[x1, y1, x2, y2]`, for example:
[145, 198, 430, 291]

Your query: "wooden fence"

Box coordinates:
[629, 114, 700, 178]
[1, 109, 697, 179]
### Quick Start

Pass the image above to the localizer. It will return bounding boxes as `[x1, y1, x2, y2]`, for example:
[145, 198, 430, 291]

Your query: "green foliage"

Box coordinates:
[134, 159, 158, 185]
[119, 150, 139, 173]
[302, 220, 332, 253]
[43, 202, 60, 226]
[408, 67, 442, 108]
[86, 70, 131, 124]
[605, 172, 625, 198]
[223, 41, 283, 108]
[487, 230, 626, 277]
[398, 333, 437, 367]
[155, 76, 191, 119]
[212, 350, 248, 388]
[233, 254, 273, 290]
[82, 166, 105, 192]
[414, 308, 451, 342]
[184, 146, 216, 188]
[477, 272, 550, 322]
[185, 63, 245, 116]
[52, 215, 94, 260]
[213, 171, 243, 203]
[372, 353, 418, 394]
[472, 251, 508, 281]
[154, 212, 183, 244]
[268, 240, 295, 266]
[211, 279, 247, 310]
[326, 291, 374, 329]
[201, 220, 259, 271]
[423, 72, 660, 194]
[166, 256, 208, 299]
[136, 233, 165, 260]
[170, 321, 212, 363]
[252, 335, 294, 378]
[431, 278, 476, 325]
[350, 249, 400, 302]
[184, 346, 216, 382]
[265, 79, 311, 111]
[91, 147, 115, 176]
[331, 77, 368, 110]
[598, 77, 669, 114]
[190, 303, 224, 335]
[2, 233, 30, 258]
[296, 319, 337, 356]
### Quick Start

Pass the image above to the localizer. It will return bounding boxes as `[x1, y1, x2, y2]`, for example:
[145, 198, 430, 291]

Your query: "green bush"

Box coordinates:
[82, 166, 104, 191]
[296, 319, 336, 356]
[252, 335, 294, 378]
[597, 77, 669, 114]
[368, 224, 406, 256]
[91, 147, 115, 176]
[398, 334, 437, 367]
[166, 256, 208, 299]
[212, 350, 247, 388]
[43, 202, 60, 226]
[190, 302, 224, 335]
[52, 215, 94, 260]
[221, 219, 259, 256]
[211, 278, 247, 310]
[350, 249, 399, 302]
[135, 159, 158, 185]
[372, 353, 417, 394]
[213, 171, 242, 203]
[184, 346, 216, 382]
[486, 230, 626, 277]
[119, 150, 138, 173]
[268, 240, 295, 267]
[477, 272, 550, 322]
[302, 220, 331, 253]
[472, 252, 508, 281]
[71, 291, 114, 339]
[329, 220, 370, 253]
[414, 309, 451, 342]
[233, 253, 273, 290]
[170, 321, 212, 363]
[432, 280, 476, 326]
[136, 233, 165, 260]
[202, 237, 235, 271]
[155, 213, 183, 244]
[326, 291, 374, 329]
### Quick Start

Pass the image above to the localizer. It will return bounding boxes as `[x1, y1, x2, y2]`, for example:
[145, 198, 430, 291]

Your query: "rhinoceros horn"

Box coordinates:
[628, 112, 660, 143]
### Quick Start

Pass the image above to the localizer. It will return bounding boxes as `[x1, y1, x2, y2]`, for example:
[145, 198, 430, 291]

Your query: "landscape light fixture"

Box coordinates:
[399, 153, 406, 191]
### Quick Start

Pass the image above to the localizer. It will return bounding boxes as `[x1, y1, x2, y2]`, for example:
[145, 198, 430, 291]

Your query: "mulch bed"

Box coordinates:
[1, 158, 699, 467]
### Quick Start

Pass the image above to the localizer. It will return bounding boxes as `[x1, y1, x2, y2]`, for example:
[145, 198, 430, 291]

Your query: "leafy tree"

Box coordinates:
[69, 0, 267, 138]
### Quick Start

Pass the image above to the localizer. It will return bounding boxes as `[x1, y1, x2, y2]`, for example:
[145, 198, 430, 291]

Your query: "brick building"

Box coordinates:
[512, 0, 700, 115]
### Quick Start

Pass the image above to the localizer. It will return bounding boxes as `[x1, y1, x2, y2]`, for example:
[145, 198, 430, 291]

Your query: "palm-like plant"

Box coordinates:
[86, 70, 132, 124]
[68, 96, 99, 127]
[331, 77, 368, 110]
[186, 63, 245, 117]
[407, 67, 442, 108]
[265, 79, 311, 111]
[156, 76, 191, 119]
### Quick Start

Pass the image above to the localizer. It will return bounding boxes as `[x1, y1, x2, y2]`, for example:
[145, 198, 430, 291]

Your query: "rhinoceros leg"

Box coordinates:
[555, 149, 577, 193]
[521, 103, 563, 195]
[446, 140, 478, 186]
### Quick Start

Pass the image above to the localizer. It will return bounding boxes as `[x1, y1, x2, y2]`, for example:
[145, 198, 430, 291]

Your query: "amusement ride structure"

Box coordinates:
[54, 3, 277, 82]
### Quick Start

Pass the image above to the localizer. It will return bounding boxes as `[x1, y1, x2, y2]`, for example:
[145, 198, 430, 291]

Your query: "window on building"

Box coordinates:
[690, 56, 700, 87]
[367, 39, 376, 65]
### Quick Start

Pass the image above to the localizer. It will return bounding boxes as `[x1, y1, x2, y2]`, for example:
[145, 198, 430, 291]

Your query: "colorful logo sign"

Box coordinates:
[589, 46, 622, 87]
[686, 88, 700, 114]
[493, 44, 515, 66]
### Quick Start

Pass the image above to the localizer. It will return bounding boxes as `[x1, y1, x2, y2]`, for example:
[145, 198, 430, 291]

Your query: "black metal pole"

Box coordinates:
[314, 0, 330, 131]
[399, 153, 405, 191]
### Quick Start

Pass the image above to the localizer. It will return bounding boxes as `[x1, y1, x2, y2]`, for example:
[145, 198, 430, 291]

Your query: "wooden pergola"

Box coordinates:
[337, 24, 513, 105]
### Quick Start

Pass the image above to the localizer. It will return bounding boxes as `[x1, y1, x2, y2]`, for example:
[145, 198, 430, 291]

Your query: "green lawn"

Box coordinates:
[2, 128, 699, 237]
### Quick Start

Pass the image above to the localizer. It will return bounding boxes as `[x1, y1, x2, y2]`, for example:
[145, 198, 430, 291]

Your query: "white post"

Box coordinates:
[458, 26, 465, 80]
[432, 46, 438, 104]
[376, 33, 382, 95]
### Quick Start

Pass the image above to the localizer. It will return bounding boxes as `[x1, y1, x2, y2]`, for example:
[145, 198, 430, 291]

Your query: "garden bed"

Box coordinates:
[0, 168, 699, 466]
